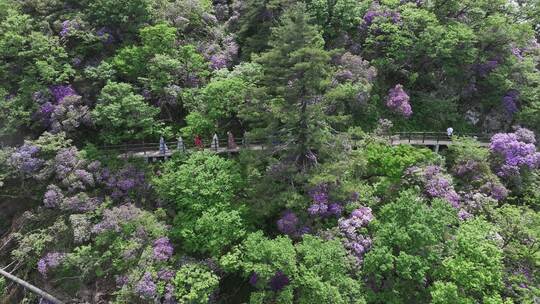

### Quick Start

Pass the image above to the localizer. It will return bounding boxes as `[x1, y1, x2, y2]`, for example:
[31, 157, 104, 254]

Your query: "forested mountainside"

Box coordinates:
[0, 0, 539, 303]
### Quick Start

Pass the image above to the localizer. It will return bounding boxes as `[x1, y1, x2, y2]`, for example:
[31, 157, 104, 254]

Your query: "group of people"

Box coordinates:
[193, 131, 238, 150]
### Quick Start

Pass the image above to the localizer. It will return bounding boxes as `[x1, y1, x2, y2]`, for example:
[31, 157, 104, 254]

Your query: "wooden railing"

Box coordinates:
[389, 132, 491, 145]
[99, 132, 492, 155]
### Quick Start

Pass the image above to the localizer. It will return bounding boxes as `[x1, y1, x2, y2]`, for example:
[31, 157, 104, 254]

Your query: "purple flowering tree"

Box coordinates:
[489, 130, 540, 177]
[386, 84, 412, 117]
[338, 207, 374, 264]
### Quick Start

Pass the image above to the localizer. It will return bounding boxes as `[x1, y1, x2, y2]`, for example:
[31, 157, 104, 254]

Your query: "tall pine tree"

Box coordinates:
[247, 3, 332, 168]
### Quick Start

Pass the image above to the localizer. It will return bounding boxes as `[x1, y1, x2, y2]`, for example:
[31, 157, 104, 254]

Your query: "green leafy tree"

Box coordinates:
[92, 81, 161, 144]
[362, 191, 458, 303]
[220, 232, 365, 304]
[88, 0, 154, 34]
[179, 208, 247, 257]
[153, 152, 242, 213]
[173, 264, 220, 304]
[153, 152, 247, 255]
[305, 0, 367, 41]
[432, 218, 506, 303]
[491, 205, 540, 302]
[0, 7, 74, 137]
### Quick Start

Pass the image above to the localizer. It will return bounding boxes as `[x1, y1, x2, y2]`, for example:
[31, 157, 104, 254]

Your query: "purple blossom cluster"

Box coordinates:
[49, 95, 92, 134]
[480, 182, 508, 201]
[249, 272, 258, 286]
[489, 131, 540, 177]
[43, 184, 64, 208]
[35, 86, 89, 133]
[334, 52, 377, 84]
[102, 165, 147, 201]
[153, 237, 174, 261]
[405, 166, 461, 208]
[210, 53, 228, 70]
[8, 144, 43, 174]
[338, 207, 374, 264]
[96, 27, 115, 44]
[37, 252, 66, 276]
[511, 45, 524, 61]
[135, 272, 157, 298]
[276, 210, 298, 235]
[423, 166, 460, 208]
[276, 210, 310, 237]
[475, 59, 499, 77]
[514, 127, 536, 144]
[49, 85, 77, 103]
[502, 90, 519, 115]
[306, 184, 343, 218]
[363, 10, 401, 27]
[60, 20, 79, 37]
[386, 84, 412, 118]
[268, 270, 290, 291]
[453, 160, 480, 178]
[92, 204, 142, 234]
[158, 269, 175, 281]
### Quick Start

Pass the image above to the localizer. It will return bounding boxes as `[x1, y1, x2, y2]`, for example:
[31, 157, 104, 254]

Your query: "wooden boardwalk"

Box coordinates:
[102, 132, 492, 162]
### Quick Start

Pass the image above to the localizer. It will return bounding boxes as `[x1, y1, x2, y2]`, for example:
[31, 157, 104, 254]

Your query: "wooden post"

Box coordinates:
[0, 268, 63, 304]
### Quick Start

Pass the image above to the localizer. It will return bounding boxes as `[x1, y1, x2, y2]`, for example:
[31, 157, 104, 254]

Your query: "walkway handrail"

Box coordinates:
[98, 132, 493, 154]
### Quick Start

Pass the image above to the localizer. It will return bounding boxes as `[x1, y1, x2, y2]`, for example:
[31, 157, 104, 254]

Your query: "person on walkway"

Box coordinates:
[194, 135, 203, 149]
[159, 136, 168, 154]
[227, 131, 238, 150]
[211, 133, 219, 150]
[447, 127, 454, 138]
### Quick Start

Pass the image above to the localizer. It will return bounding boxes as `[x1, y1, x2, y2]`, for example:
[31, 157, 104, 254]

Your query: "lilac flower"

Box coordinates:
[210, 53, 228, 70]
[59, 20, 79, 37]
[338, 207, 374, 264]
[276, 210, 299, 235]
[327, 203, 343, 217]
[163, 284, 177, 304]
[37, 252, 65, 276]
[476, 60, 499, 77]
[454, 160, 479, 176]
[268, 270, 290, 291]
[458, 209, 472, 221]
[115, 275, 129, 287]
[135, 272, 157, 298]
[153, 237, 173, 260]
[8, 144, 43, 174]
[386, 84, 412, 118]
[49, 85, 76, 102]
[104, 165, 147, 201]
[425, 175, 460, 208]
[309, 184, 329, 204]
[43, 184, 64, 208]
[96, 27, 115, 44]
[502, 90, 519, 115]
[363, 10, 401, 26]
[158, 269, 175, 281]
[308, 203, 328, 216]
[480, 182, 508, 201]
[490, 131, 540, 177]
[249, 272, 258, 286]
[514, 127, 536, 144]
[74, 169, 94, 186]
[92, 204, 142, 234]
[36, 102, 55, 126]
[511, 45, 524, 61]
[49, 95, 92, 134]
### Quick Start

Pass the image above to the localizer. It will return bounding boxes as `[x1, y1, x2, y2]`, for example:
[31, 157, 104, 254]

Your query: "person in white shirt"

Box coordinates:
[447, 127, 454, 138]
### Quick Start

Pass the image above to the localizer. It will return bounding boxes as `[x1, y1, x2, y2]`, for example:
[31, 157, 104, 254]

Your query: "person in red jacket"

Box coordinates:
[194, 135, 203, 149]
